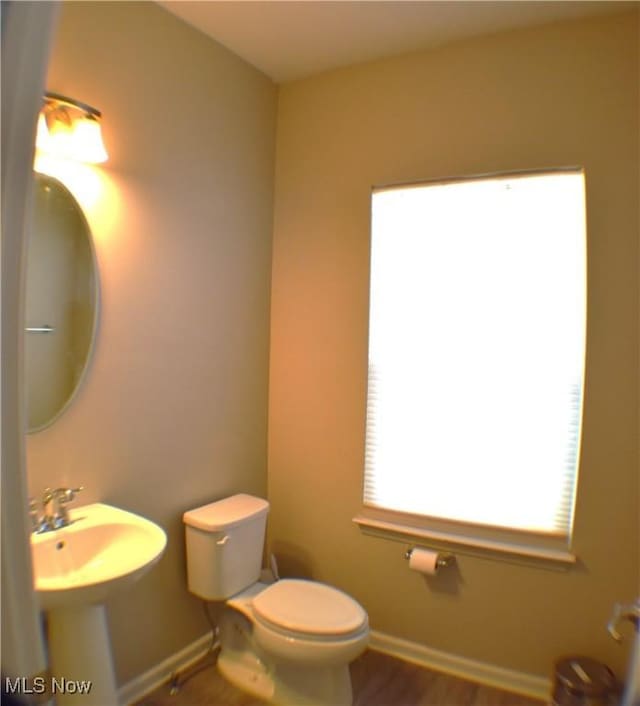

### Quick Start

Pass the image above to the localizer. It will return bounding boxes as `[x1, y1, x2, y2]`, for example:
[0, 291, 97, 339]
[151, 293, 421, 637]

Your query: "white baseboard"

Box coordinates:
[118, 631, 213, 706]
[119, 628, 552, 705]
[369, 630, 552, 702]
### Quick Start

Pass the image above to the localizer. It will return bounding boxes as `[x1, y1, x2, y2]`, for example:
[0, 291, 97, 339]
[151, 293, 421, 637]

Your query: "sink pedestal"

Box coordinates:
[47, 604, 118, 705]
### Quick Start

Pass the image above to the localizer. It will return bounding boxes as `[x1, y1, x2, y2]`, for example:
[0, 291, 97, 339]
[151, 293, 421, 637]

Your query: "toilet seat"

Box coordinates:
[252, 579, 368, 640]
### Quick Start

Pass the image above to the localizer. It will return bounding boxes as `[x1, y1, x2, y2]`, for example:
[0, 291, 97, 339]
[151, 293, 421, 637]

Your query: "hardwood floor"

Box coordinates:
[135, 649, 546, 706]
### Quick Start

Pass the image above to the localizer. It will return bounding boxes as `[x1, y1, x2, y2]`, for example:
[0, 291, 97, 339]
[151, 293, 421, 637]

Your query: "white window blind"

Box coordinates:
[364, 170, 586, 546]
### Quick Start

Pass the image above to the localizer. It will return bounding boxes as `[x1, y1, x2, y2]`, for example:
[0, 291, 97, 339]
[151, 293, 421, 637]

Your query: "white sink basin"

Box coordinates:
[31, 502, 167, 609]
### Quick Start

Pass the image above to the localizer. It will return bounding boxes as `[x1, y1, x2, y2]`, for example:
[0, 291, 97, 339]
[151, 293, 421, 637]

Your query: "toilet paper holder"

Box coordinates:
[404, 547, 454, 569]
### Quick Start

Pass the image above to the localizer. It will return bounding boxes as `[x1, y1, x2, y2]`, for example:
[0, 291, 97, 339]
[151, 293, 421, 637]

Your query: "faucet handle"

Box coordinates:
[57, 487, 84, 504]
[44, 486, 84, 503]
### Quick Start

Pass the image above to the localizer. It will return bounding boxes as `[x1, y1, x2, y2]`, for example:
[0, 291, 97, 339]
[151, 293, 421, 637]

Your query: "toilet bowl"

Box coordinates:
[251, 578, 369, 665]
[183, 494, 369, 706]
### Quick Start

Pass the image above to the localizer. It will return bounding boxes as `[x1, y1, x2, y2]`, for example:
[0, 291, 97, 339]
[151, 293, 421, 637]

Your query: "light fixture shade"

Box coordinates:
[71, 115, 108, 163]
[36, 93, 108, 164]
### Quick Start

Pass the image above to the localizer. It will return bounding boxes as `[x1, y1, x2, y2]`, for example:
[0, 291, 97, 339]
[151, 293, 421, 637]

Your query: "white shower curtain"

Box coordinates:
[1, 0, 59, 693]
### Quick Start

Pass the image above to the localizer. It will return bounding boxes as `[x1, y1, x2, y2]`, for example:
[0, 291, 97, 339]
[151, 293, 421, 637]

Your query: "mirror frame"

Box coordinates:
[27, 171, 100, 433]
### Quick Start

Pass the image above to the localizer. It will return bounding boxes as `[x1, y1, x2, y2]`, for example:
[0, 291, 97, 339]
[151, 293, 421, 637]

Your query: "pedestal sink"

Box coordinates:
[31, 503, 167, 705]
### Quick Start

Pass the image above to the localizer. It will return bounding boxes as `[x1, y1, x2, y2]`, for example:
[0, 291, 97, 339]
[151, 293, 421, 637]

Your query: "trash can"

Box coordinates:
[552, 657, 617, 706]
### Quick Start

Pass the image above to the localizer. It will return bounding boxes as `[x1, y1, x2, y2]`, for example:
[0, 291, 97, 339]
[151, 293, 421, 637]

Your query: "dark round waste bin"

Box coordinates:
[552, 657, 617, 706]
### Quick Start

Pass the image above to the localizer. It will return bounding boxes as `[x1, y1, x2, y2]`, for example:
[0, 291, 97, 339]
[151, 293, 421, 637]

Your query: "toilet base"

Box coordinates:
[217, 609, 354, 706]
[218, 648, 352, 706]
[217, 648, 275, 702]
[271, 662, 352, 706]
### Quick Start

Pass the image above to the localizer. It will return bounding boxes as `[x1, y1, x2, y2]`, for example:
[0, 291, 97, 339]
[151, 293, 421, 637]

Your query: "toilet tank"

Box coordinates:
[183, 494, 269, 601]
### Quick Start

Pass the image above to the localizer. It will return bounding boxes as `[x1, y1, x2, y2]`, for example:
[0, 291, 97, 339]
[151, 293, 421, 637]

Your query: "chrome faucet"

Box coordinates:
[29, 497, 43, 533]
[33, 486, 83, 532]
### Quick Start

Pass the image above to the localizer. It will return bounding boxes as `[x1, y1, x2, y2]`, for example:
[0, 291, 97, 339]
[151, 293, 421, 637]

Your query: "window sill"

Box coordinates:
[353, 514, 577, 569]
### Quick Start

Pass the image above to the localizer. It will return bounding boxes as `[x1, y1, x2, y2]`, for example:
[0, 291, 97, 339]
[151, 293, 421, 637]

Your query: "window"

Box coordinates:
[357, 170, 586, 561]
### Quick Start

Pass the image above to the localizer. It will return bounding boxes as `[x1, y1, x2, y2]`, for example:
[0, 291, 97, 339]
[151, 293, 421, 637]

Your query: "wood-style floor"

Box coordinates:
[135, 649, 546, 706]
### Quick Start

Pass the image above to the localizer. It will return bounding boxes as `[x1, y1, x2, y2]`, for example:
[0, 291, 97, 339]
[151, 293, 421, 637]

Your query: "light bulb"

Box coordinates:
[45, 112, 74, 160]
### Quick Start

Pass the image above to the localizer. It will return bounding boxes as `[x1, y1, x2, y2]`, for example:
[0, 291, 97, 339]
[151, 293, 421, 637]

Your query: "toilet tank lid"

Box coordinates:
[183, 494, 269, 532]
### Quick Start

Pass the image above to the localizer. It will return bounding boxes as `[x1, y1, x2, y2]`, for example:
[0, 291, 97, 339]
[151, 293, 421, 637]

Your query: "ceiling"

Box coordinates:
[158, 1, 633, 83]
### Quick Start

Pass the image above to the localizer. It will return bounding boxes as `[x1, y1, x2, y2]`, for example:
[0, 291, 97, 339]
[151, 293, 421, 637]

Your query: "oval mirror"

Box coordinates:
[25, 173, 99, 432]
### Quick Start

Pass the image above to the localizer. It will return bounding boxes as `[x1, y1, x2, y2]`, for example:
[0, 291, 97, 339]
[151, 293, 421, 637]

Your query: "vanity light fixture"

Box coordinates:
[36, 92, 108, 164]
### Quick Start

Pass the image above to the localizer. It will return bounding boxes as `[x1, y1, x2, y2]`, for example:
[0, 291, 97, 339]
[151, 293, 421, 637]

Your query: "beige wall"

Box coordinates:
[26, 1, 276, 685]
[268, 10, 639, 679]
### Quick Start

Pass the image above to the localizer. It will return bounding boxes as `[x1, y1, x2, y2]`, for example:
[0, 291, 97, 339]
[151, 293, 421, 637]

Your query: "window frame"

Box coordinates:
[354, 167, 587, 567]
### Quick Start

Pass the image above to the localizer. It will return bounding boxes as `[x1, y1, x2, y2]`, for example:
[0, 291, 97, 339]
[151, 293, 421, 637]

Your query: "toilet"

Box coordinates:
[183, 494, 369, 706]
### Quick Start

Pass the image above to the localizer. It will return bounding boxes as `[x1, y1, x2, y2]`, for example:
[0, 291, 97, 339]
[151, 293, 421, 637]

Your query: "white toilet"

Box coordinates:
[183, 494, 369, 706]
